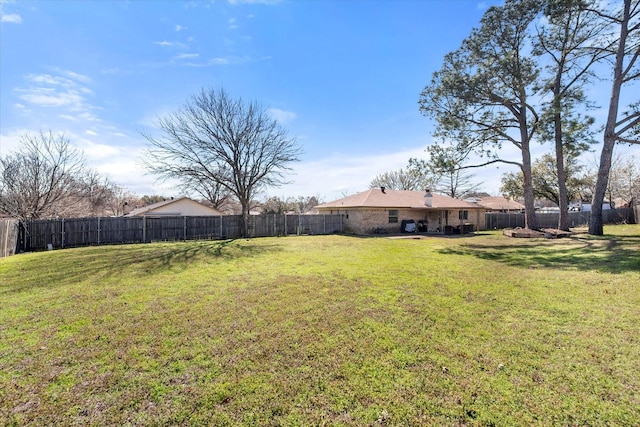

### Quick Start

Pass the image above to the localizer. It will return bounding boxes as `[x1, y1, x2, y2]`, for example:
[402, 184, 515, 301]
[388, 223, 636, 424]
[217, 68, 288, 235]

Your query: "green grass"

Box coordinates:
[1, 225, 639, 426]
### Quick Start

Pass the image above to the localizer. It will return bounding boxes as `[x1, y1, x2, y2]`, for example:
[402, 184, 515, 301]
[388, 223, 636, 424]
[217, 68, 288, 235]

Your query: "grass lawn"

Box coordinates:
[1, 225, 639, 426]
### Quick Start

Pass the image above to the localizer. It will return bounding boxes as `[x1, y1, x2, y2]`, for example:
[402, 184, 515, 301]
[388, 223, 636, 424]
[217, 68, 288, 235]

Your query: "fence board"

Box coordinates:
[22, 214, 343, 252]
[485, 208, 633, 230]
[0, 219, 19, 257]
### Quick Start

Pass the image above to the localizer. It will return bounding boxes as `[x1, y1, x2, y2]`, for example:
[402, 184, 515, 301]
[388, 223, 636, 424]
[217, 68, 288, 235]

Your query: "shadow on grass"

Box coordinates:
[2, 239, 283, 295]
[436, 234, 640, 274]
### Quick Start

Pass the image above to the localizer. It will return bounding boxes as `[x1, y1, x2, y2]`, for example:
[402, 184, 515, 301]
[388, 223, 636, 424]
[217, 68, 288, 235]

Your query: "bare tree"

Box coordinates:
[369, 167, 429, 191]
[75, 170, 120, 217]
[143, 88, 302, 236]
[0, 131, 86, 220]
[417, 147, 482, 199]
[589, 0, 640, 234]
[107, 187, 140, 217]
[602, 154, 640, 207]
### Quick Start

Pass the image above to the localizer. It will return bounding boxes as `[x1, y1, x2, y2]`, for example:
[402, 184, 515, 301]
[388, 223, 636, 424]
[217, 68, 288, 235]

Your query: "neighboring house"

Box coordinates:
[315, 187, 485, 234]
[124, 197, 224, 217]
[470, 196, 525, 213]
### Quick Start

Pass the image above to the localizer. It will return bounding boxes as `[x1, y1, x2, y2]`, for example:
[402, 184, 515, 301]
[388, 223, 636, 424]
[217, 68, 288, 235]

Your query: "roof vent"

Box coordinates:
[381, 186, 386, 194]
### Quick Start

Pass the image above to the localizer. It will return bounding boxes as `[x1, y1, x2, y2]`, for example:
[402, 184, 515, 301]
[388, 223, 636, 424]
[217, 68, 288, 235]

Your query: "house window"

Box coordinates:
[459, 210, 468, 220]
[389, 209, 399, 223]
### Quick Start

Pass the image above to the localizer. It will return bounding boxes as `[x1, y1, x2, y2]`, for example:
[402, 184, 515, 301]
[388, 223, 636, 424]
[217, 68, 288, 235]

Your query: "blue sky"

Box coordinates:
[1, 0, 637, 202]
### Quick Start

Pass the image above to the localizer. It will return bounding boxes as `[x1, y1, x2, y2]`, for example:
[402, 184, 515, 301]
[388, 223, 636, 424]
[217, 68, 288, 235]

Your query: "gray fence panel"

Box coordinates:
[186, 216, 223, 240]
[21, 214, 344, 251]
[27, 219, 63, 249]
[64, 217, 99, 247]
[484, 208, 633, 230]
[100, 217, 144, 244]
[146, 216, 185, 242]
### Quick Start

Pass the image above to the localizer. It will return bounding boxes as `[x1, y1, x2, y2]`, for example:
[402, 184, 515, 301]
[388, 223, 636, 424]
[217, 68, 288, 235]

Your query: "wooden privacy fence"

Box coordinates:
[0, 219, 19, 258]
[485, 208, 634, 230]
[20, 214, 343, 252]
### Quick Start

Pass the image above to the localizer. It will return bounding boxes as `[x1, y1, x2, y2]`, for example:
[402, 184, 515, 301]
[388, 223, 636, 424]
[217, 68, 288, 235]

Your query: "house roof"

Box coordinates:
[472, 196, 525, 211]
[316, 188, 482, 210]
[124, 197, 223, 217]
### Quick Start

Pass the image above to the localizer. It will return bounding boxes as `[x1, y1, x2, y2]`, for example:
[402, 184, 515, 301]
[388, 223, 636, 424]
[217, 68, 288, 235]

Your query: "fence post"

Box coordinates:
[284, 214, 287, 236]
[143, 216, 146, 243]
[61, 218, 65, 249]
[324, 214, 326, 234]
[184, 216, 187, 241]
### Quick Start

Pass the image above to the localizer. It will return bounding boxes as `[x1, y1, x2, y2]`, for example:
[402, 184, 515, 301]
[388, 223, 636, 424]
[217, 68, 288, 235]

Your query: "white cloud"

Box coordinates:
[180, 56, 252, 67]
[57, 69, 93, 84]
[277, 147, 426, 200]
[174, 24, 186, 32]
[85, 130, 98, 136]
[16, 71, 97, 115]
[17, 87, 86, 108]
[0, 130, 27, 156]
[14, 103, 31, 113]
[228, 0, 282, 5]
[153, 40, 188, 49]
[268, 108, 297, 124]
[174, 53, 200, 60]
[78, 140, 121, 160]
[228, 18, 238, 29]
[0, 12, 22, 24]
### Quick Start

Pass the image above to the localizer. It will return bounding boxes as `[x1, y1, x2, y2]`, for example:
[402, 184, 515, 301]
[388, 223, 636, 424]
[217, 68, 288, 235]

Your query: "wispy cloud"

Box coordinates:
[1, 12, 21, 23]
[281, 147, 427, 199]
[153, 40, 188, 49]
[14, 103, 31, 113]
[174, 24, 186, 32]
[180, 55, 252, 67]
[0, 1, 22, 23]
[15, 69, 99, 122]
[228, 0, 282, 5]
[268, 108, 297, 124]
[228, 18, 238, 29]
[174, 53, 200, 60]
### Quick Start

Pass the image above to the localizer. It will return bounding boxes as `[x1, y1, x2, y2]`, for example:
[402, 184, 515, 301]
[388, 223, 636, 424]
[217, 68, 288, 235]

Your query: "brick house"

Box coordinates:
[315, 188, 485, 235]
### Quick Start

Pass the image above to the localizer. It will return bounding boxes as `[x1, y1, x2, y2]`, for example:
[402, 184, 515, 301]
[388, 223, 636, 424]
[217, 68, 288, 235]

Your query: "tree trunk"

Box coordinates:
[521, 119, 538, 230]
[589, 135, 615, 235]
[589, 0, 629, 235]
[555, 109, 570, 231]
[241, 202, 250, 238]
